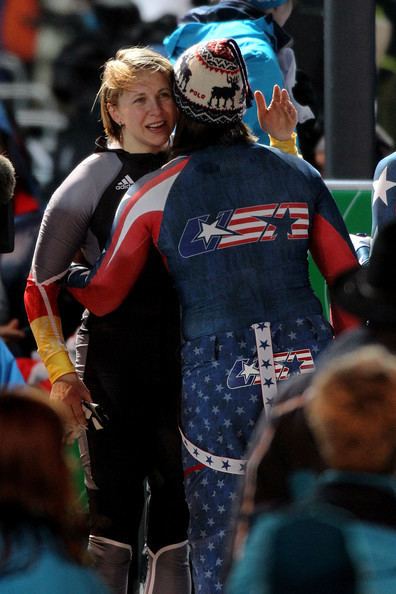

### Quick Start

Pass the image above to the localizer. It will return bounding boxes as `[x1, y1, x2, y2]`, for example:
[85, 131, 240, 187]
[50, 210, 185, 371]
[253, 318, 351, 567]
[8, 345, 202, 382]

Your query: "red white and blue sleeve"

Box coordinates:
[309, 182, 360, 334]
[67, 158, 189, 316]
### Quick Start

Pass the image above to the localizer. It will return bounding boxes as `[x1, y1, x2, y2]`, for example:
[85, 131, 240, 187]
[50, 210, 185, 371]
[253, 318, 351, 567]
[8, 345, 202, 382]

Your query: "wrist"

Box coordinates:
[269, 132, 300, 157]
[46, 351, 76, 384]
[269, 131, 297, 143]
[53, 371, 79, 384]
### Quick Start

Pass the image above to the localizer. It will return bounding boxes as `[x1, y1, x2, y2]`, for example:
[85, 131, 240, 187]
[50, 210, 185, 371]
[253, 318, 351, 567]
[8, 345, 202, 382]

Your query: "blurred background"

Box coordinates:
[0, 0, 392, 197]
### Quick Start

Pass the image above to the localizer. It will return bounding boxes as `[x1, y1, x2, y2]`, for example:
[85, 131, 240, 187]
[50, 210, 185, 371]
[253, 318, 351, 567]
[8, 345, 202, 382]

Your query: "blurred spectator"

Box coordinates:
[283, 0, 324, 164]
[227, 345, 396, 594]
[0, 388, 111, 594]
[0, 339, 25, 387]
[0, 151, 16, 257]
[287, 0, 396, 169]
[0, 101, 41, 345]
[164, 0, 314, 145]
[33, 0, 91, 86]
[0, 319, 25, 342]
[0, 100, 82, 357]
[0, 0, 40, 73]
[0, 148, 34, 388]
[0, 148, 16, 202]
[0, 148, 36, 357]
[133, 0, 192, 21]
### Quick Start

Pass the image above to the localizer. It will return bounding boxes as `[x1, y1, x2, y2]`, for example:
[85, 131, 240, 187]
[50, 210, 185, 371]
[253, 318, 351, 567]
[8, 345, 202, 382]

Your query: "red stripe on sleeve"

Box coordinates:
[309, 213, 360, 334]
[24, 275, 61, 322]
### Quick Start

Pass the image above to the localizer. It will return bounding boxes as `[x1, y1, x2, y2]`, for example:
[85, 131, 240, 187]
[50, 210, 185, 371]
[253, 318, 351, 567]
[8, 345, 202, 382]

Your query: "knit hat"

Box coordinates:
[173, 38, 253, 127]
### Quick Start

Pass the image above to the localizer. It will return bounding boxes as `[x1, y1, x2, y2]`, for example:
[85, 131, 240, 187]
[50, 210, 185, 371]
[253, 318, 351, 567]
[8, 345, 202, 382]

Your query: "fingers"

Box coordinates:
[50, 376, 91, 432]
[269, 86, 294, 114]
[255, 85, 298, 139]
[254, 90, 268, 131]
[78, 381, 93, 403]
[272, 84, 282, 103]
[280, 88, 291, 104]
[64, 424, 84, 445]
[254, 89, 267, 110]
[280, 89, 297, 118]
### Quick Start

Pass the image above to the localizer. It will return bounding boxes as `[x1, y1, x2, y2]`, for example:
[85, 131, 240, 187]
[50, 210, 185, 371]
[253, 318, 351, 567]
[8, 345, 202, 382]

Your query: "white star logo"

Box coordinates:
[197, 218, 233, 245]
[372, 166, 396, 206]
[239, 361, 260, 382]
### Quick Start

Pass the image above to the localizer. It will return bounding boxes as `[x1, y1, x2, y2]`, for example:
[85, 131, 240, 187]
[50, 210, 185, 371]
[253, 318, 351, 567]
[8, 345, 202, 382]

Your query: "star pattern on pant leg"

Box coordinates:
[181, 318, 334, 594]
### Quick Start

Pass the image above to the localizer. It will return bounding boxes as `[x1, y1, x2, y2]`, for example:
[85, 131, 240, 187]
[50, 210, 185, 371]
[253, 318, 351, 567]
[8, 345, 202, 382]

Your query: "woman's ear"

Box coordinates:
[107, 101, 119, 124]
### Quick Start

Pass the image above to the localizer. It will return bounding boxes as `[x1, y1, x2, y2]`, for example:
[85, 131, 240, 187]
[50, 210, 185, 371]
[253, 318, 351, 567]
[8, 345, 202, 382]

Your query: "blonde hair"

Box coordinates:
[97, 46, 173, 142]
[306, 346, 396, 473]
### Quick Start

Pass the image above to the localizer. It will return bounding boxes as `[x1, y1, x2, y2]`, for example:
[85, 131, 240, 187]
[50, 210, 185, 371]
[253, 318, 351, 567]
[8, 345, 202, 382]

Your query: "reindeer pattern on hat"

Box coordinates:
[173, 39, 249, 125]
[208, 74, 240, 109]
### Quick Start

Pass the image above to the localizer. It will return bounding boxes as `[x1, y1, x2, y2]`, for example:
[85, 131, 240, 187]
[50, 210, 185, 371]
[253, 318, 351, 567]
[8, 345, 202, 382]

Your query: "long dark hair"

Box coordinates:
[169, 112, 257, 159]
[0, 389, 87, 577]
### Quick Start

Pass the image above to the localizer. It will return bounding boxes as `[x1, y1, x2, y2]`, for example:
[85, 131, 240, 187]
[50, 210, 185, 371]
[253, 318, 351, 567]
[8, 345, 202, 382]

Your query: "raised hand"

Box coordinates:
[255, 84, 297, 141]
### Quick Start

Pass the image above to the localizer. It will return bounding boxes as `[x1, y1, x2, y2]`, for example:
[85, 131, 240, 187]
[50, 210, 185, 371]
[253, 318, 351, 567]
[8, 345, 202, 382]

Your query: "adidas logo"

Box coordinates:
[115, 175, 133, 190]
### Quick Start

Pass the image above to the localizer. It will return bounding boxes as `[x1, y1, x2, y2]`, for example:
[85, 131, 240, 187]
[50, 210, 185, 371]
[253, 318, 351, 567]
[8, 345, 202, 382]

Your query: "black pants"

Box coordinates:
[81, 316, 189, 553]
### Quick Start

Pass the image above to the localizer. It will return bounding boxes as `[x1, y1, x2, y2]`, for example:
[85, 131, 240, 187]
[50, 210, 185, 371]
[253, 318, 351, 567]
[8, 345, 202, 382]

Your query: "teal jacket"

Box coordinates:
[0, 339, 25, 388]
[227, 471, 396, 594]
[164, 15, 284, 144]
[0, 528, 110, 594]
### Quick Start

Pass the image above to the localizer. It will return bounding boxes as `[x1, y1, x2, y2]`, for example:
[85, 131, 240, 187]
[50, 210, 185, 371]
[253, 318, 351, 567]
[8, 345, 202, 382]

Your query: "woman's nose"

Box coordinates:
[147, 98, 162, 114]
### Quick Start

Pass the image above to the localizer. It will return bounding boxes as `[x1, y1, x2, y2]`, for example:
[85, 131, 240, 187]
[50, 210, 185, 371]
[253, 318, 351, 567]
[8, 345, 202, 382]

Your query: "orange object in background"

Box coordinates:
[1, 0, 40, 64]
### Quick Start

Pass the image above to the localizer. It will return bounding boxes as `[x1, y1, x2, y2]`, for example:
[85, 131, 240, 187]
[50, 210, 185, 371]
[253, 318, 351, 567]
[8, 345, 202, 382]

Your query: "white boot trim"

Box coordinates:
[144, 540, 189, 594]
[89, 534, 132, 553]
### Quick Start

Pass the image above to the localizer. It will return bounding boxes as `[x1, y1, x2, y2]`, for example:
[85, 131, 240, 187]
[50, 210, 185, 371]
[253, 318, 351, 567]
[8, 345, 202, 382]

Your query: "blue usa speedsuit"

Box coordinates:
[66, 142, 358, 593]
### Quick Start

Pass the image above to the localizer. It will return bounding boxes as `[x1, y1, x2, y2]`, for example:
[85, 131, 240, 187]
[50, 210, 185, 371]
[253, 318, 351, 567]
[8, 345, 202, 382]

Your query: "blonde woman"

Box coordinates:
[25, 47, 189, 594]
